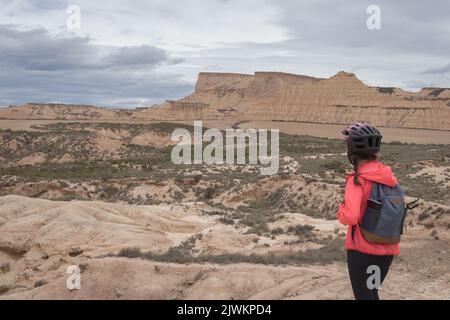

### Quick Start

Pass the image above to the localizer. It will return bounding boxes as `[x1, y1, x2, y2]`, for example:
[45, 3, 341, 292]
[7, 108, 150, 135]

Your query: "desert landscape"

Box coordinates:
[1, 0, 450, 304]
[3, 71, 450, 130]
[1, 71, 450, 299]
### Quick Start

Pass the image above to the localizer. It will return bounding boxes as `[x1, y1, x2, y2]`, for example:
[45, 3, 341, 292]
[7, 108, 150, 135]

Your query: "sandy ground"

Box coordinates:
[1, 195, 449, 300]
[239, 121, 450, 145]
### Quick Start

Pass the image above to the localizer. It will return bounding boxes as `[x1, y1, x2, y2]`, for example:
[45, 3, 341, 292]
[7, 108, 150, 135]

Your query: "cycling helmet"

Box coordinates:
[342, 122, 382, 155]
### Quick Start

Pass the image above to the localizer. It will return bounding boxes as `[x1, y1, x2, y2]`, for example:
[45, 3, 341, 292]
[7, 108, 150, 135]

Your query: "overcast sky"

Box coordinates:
[0, 0, 449, 108]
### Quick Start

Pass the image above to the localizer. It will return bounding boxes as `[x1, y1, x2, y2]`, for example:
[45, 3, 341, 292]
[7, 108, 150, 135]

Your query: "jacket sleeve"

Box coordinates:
[338, 177, 363, 226]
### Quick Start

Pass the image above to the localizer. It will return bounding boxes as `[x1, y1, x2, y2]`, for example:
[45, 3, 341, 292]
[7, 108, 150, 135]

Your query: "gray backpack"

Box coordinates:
[360, 182, 406, 244]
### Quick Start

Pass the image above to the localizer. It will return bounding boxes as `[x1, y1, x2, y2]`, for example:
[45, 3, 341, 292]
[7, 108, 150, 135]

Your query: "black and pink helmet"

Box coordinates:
[342, 123, 382, 154]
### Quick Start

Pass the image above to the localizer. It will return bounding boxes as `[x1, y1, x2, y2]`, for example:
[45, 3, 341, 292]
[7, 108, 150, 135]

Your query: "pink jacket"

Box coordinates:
[338, 160, 400, 256]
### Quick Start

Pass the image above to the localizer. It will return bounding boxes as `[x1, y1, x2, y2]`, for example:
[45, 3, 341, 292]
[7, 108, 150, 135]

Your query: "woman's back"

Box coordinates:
[338, 159, 400, 256]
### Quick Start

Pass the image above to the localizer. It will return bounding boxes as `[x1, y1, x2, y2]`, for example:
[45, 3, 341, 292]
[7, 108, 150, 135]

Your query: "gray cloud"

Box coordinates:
[421, 64, 450, 75]
[0, 24, 190, 107]
[275, 0, 450, 55]
[0, 25, 171, 71]
[105, 46, 169, 68]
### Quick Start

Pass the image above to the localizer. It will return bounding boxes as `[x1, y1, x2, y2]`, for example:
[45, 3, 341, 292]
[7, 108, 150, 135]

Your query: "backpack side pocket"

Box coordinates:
[361, 206, 381, 232]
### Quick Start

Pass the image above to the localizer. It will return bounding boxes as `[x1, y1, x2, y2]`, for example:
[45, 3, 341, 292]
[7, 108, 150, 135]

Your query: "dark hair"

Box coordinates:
[348, 153, 377, 185]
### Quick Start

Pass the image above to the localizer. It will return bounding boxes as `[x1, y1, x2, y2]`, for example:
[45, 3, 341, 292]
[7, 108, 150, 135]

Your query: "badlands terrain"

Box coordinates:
[0, 117, 449, 299]
[0, 71, 449, 299]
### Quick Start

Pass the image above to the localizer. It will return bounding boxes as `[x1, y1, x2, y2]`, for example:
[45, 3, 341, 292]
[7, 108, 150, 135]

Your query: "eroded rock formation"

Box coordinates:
[145, 71, 450, 130]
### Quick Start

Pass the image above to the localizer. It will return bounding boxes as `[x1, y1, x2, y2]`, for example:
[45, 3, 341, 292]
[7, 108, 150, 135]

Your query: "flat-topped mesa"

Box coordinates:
[151, 71, 450, 130]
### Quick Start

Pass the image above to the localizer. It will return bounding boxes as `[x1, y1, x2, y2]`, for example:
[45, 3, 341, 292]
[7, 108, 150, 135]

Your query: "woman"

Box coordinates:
[338, 123, 400, 300]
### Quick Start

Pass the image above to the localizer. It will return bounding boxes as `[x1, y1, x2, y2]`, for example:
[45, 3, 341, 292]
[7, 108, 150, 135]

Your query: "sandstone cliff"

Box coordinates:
[144, 71, 450, 130]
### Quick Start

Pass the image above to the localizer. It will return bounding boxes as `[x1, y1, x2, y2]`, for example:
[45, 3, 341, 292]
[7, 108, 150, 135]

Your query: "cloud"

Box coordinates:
[0, 25, 170, 71]
[0, 24, 190, 107]
[0, 0, 288, 49]
[274, 0, 450, 55]
[105, 46, 168, 67]
[421, 64, 450, 75]
[0, 0, 449, 106]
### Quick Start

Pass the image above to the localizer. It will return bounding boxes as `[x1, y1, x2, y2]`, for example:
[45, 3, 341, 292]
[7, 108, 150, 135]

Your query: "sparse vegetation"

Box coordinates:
[0, 262, 10, 273]
[418, 212, 431, 221]
[218, 216, 235, 225]
[1, 121, 449, 254]
[287, 224, 315, 237]
[428, 88, 445, 98]
[34, 279, 49, 288]
[114, 238, 346, 266]
[3, 123, 450, 208]
[237, 195, 285, 235]
[322, 160, 346, 174]
[377, 87, 395, 94]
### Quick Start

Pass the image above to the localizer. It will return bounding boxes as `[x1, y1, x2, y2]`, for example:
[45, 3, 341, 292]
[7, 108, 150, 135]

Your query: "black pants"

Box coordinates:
[347, 250, 394, 300]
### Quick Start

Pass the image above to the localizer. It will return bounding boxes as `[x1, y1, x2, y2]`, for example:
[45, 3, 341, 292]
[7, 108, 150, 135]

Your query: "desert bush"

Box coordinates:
[116, 247, 142, 258]
[428, 88, 445, 98]
[173, 191, 185, 201]
[432, 207, 444, 215]
[205, 210, 225, 216]
[0, 262, 10, 273]
[202, 186, 216, 200]
[218, 217, 235, 225]
[270, 227, 284, 235]
[287, 224, 315, 237]
[245, 226, 267, 236]
[418, 212, 431, 221]
[34, 279, 49, 288]
[377, 87, 394, 94]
